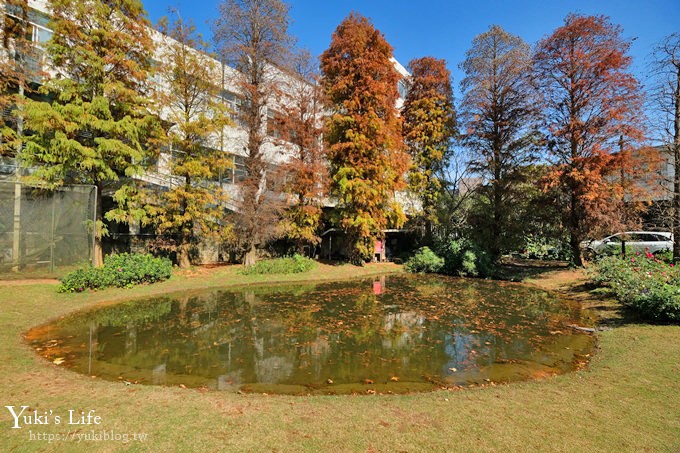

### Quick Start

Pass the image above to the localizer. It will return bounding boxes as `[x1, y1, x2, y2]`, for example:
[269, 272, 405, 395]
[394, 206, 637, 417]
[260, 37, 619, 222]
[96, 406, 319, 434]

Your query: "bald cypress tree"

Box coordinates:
[460, 25, 540, 259]
[402, 56, 457, 243]
[213, 0, 295, 267]
[21, 0, 158, 266]
[321, 13, 409, 264]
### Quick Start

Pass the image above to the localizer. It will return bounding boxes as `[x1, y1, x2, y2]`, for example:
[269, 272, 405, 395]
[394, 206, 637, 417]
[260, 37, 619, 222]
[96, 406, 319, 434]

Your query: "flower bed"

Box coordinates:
[590, 251, 680, 322]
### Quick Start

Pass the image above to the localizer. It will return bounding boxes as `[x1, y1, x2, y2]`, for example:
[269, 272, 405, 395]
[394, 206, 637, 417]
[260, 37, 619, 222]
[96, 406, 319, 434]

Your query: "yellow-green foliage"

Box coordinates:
[321, 13, 410, 264]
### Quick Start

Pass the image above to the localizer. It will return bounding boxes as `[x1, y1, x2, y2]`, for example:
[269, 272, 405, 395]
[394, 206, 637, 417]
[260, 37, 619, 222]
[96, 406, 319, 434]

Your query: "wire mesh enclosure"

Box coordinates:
[0, 181, 96, 278]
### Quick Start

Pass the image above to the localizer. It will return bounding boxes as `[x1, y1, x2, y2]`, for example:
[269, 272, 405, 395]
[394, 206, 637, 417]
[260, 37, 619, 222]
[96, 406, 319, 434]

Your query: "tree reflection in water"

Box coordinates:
[28, 274, 594, 394]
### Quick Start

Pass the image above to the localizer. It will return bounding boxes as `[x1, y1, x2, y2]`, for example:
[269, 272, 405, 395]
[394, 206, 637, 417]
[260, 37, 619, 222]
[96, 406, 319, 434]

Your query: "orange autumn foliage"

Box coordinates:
[534, 14, 645, 265]
[321, 13, 409, 263]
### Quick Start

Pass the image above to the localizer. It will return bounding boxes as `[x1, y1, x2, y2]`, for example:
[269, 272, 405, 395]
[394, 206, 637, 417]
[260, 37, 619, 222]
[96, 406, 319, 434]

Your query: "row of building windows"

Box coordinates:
[3, 8, 52, 81]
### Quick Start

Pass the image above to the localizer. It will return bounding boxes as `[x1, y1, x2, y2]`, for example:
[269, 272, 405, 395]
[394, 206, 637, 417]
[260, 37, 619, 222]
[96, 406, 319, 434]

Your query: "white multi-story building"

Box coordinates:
[3, 0, 410, 197]
[2, 0, 414, 263]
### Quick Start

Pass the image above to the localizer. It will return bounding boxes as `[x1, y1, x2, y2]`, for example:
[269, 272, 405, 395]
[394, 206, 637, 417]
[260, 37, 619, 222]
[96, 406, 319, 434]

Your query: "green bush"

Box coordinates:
[594, 243, 637, 258]
[590, 252, 680, 322]
[404, 247, 445, 273]
[240, 254, 316, 275]
[437, 238, 494, 278]
[519, 235, 571, 261]
[58, 253, 172, 293]
[653, 249, 673, 263]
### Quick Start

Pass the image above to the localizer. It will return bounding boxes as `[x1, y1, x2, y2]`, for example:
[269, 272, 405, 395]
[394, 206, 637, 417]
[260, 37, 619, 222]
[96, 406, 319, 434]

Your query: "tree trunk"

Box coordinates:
[178, 240, 192, 269]
[492, 179, 502, 261]
[243, 243, 257, 267]
[570, 185, 583, 266]
[673, 67, 680, 262]
[424, 219, 434, 247]
[178, 176, 192, 269]
[93, 184, 104, 267]
[11, 84, 24, 272]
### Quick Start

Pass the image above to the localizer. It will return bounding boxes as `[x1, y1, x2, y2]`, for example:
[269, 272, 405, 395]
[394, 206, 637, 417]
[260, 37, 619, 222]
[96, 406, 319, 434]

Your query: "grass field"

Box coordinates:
[1, 262, 678, 452]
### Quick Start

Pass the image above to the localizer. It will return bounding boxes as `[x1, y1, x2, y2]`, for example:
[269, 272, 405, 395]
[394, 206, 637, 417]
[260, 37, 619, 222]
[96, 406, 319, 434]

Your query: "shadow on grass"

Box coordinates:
[317, 259, 349, 267]
[495, 259, 649, 329]
[494, 259, 570, 282]
[573, 283, 646, 328]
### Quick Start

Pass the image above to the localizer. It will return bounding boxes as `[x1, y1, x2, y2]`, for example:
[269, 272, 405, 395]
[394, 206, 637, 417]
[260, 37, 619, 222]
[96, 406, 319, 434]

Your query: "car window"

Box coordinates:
[608, 235, 622, 243]
[637, 234, 657, 242]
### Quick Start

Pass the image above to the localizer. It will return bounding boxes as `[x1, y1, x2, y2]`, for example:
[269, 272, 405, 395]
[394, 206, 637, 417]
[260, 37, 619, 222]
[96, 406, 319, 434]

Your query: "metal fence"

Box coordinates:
[0, 180, 96, 278]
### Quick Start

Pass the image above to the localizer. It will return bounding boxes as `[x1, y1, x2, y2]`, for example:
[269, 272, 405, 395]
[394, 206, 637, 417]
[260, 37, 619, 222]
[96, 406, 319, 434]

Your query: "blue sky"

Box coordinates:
[143, 0, 679, 95]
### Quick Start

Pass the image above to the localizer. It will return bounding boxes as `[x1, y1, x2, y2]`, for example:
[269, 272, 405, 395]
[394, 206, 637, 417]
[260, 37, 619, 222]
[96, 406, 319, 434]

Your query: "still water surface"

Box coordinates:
[28, 274, 594, 394]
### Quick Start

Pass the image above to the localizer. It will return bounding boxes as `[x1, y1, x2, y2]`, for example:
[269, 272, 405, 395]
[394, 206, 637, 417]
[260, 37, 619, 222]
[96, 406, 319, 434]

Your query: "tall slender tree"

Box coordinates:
[0, 0, 36, 157]
[460, 25, 541, 259]
[401, 56, 456, 244]
[142, 15, 233, 268]
[276, 50, 326, 253]
[534, 14, 644, 265]
[213, 0, 295, 266]
[1, 0, 39, 272]
[650, 33, 680, 261]
[21, 0, 158, 266]
[321, 13, 409, 264]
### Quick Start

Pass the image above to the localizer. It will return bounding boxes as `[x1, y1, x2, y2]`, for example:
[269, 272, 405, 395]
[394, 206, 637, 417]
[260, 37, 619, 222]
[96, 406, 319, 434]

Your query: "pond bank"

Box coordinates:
[1, 262, 678, 451]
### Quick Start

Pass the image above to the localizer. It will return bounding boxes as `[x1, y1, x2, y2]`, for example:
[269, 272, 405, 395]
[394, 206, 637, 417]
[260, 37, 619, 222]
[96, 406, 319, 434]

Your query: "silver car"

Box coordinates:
[585, 231, 673, 256]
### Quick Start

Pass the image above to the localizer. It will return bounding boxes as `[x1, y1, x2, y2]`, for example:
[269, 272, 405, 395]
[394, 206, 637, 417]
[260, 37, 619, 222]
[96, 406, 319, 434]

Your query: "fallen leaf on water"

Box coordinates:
[390, 376, 399, 382]
[53, 358, 65, 365]
[363, 379, 374, 385]
[448, 367, 457, 372]
[179, 384, 187, 389]
[326, 379, 334, 384]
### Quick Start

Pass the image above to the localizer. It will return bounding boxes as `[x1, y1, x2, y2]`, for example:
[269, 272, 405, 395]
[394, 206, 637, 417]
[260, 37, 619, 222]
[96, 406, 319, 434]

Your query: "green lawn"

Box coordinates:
[1, 263, 679, 452]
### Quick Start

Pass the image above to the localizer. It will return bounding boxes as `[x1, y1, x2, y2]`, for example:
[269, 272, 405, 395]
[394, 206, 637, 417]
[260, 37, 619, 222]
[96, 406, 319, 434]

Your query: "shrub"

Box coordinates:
[437, 238, 494, 278]
[590, 252, 680, 322]
[519, 235, 571, 261]
[594, 243, 637, 258]
[58, 253, 172, 293]
[654, 249, 673, 263]
[404, 247, 445, 273]
[240, 254, 316, 275]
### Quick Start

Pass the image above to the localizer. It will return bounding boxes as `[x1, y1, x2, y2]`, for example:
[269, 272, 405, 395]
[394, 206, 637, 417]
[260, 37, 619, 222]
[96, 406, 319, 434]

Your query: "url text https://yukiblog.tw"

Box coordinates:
[5, 406, 147, 443]
[28, 430, 148, 443]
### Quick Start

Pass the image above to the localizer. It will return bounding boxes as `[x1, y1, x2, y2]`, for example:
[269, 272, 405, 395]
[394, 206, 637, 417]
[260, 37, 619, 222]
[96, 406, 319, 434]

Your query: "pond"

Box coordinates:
[27, 274, 594, 395]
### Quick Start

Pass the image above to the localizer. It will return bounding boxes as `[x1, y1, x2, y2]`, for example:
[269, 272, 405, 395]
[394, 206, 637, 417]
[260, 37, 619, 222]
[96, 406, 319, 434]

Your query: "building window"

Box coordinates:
[265, 164, 283, 191]
[220, 90, 244, 128]
[398, 79, 409, 99]
[220, 155, 234, 185]
[234, 155, 247, 182]
[266, 109, 283, 139]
